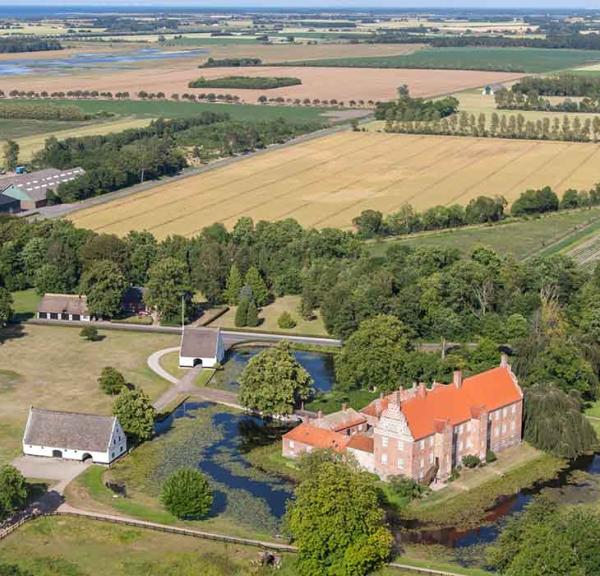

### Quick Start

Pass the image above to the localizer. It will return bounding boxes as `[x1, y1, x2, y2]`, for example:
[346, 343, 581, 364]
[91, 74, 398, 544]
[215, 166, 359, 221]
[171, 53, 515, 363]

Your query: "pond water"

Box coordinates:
[0, 48, 208, 76]
[213, 346, 336, 394]
[156, 401, 293, 528]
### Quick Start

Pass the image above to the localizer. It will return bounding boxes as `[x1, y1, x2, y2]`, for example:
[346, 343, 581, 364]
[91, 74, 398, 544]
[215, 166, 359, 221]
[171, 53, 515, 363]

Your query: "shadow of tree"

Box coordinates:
[0, 324, 25, 346]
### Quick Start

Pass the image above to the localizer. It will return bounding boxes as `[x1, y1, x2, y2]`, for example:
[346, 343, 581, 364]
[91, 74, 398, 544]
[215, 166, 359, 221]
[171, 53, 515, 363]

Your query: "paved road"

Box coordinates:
[12, 456, 91, 495]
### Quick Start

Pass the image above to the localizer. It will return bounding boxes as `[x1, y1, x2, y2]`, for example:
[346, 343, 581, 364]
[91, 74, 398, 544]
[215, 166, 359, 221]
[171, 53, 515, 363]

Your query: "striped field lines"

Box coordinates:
[70, 132, 600, 238]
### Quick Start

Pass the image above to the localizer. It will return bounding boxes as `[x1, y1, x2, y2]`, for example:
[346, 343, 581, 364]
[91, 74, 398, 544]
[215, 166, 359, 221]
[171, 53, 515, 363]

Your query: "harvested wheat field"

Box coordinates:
[70, 131, 600, 238]
[0, 60, 522, 103]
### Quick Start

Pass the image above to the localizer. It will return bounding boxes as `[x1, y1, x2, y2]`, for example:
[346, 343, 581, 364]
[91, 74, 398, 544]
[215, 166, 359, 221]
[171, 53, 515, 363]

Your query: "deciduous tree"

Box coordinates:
[0, 465, 27, 521]
[98, 366, 127, 395]
[239, 341, 313, 416]
[80, 260, 127, 318]
[160, 468, 213, 519]
[113, 387, 155, 444]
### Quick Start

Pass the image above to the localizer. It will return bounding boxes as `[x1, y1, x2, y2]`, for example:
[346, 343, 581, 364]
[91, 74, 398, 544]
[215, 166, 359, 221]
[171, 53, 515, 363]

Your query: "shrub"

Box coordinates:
[462, 454, 482, 469]
[79, 326, 99, 341]
[160, 468, 213, 519]
[0, 465, 28, 521]
[387, 475, 427, 501]
[98, 366, 126, 395]
[486, 450, 498, 463]
[277, 311, 297, 329]
[188, 76, 302, 90]
[246, 300, 259, 327]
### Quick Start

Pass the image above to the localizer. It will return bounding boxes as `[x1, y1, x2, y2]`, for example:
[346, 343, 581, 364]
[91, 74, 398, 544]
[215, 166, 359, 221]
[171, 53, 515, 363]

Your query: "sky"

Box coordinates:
[0, 0, 596, 8]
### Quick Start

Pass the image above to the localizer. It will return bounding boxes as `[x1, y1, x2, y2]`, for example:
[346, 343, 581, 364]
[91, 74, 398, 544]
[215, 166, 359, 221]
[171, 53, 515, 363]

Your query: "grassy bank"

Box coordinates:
[402, 448, 564, 529]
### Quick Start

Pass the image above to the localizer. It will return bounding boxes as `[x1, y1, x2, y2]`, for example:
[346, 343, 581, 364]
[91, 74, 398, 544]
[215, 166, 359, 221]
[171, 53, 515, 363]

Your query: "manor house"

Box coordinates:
[282, 355, 523, 484]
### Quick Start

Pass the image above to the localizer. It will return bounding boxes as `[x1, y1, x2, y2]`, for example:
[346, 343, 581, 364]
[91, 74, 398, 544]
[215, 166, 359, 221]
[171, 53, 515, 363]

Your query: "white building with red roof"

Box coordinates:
[282, 355, 523, 485]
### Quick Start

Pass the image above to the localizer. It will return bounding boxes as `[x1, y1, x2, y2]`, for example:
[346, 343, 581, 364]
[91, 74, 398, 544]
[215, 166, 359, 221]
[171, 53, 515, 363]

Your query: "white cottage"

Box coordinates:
[23, 407, 127, 465]
[37, 293, 91, 322]
[179, 327, 224, 368]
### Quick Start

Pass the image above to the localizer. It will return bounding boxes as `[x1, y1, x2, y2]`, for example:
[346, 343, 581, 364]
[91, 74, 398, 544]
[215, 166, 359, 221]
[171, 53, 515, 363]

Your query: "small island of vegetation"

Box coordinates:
[188, 76, 302, 90]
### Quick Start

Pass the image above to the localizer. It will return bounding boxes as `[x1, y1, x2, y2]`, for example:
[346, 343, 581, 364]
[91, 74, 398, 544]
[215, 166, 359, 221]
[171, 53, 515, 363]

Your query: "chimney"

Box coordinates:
[317, 410, 323, 419]
[379, 391, 384, 399]
[394, 390, 401, 406]
[453, 370, 463, 389]
[341, 402, 348, 412]
[418, 383, 427, 398]
[500, 353, 510, 368]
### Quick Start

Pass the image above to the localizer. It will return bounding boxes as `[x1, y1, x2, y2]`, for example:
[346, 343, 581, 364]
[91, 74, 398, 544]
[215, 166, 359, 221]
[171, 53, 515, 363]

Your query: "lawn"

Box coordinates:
[280, 47, 600, 73]
[366, 207, 600, 261]
[0, 323, 178, 466]
[10, 288, 41, 322]
[0, 515, 287, 576]
[210, 295, 329, 337]
[26, 98, 329, 123]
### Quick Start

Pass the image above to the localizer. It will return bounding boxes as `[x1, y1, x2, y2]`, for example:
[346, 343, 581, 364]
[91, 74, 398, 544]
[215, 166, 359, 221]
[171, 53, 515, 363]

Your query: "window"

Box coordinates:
[429, 437, 434, 447]
[397, 458, 404, 468]
[459, 441, 463, 451]
[382, 436, 389, 448]
[512, 404, 516, 414]
[511, 421, 516, 431]
[382, 454, 388, 464]
[502, 424, 507, 434]
[429, 453, 434, 464]
[289, 440, 295, 449]
[111, 452, 115, 458]
[467, 439, 472, 449]
[420, 458, 424, 468]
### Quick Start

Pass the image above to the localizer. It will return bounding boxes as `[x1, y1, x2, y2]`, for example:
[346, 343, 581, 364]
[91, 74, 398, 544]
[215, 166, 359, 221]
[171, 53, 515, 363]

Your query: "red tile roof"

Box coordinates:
[399, 366, 522, 440]
[283, 423, 349, 452]
[346, 434, 374, 453]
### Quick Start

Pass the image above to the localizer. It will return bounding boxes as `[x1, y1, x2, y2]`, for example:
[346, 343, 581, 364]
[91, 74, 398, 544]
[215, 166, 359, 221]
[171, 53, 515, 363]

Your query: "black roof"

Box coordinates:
[0, 193, 18, 207]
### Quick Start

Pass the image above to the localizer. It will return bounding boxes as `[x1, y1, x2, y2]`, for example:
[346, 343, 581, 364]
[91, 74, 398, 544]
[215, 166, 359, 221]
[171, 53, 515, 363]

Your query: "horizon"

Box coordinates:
[0, 1, 597, 10]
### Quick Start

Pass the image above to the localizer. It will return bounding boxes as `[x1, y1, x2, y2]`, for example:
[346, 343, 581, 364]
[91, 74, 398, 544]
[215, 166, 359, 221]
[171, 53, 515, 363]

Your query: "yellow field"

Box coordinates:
[70, 131, 600, 238]
[15, 117, 154, 161]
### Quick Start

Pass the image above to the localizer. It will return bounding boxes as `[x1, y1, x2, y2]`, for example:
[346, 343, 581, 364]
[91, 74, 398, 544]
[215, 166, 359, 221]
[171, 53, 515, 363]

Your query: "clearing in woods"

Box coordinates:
[69, 131, 600, 239]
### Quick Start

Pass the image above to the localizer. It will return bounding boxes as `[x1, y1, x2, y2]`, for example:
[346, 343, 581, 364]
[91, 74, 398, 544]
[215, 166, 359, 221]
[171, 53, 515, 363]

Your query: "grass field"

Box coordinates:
[70, 131, 600, 238]
[210, 295, 328, 336]
[0, 323, 178, 466]
[0, 118, 93, 140]
[279, 47, 600, 73]
[22, 97, 329, 122]
[367, 208, 600, 259]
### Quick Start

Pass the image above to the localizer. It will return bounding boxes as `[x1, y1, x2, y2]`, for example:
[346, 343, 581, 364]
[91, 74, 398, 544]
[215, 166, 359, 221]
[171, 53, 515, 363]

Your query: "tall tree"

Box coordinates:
[223, 264, 243, 305]
[0, 465, 27, 521]
[523, 383, 597, 458]
[160, 468, 213, 519]
[145, 257, 191, 322]
[0, 287, 13, 327]
[239, 341, 313, 416]
[113, 387, 155, 444]
[2, 140, 19, 171]
[244, 266, 269, 307]
[335, 315, 412, 392]
[80, 260, 127, 318]
[285, 453, 392, 576]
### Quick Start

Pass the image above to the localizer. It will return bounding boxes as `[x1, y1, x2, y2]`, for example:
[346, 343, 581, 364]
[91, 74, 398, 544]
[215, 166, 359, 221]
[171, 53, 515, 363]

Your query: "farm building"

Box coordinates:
[121, 286, 149, 315]
[0, 167, 84, 210]
[22, 407, 127, 465]
[37, 293, 91, 321]
[283, 355, 523, 485]
[179, 327, 225, 368]
[0, 192, 20, 214]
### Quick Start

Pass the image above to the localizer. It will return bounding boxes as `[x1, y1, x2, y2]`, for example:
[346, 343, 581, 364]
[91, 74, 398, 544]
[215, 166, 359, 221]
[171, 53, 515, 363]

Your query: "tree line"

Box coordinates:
[511, 73, 600, 97]
[353, 184, 600, 239]
[495, 87, 600, 115]
[31, 114, 320, 203]
[0, 36, 62, 53]
[385, 109, 600, 142]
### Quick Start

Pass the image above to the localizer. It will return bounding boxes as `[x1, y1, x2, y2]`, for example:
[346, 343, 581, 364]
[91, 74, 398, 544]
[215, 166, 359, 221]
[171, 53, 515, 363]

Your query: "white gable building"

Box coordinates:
[23, 407, 127, 465]
[179, 327, 225, 368]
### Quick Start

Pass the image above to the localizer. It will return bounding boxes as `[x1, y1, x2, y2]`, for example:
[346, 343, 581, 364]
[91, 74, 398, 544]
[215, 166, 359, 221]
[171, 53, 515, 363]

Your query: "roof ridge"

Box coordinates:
[31, 407, 115, 420]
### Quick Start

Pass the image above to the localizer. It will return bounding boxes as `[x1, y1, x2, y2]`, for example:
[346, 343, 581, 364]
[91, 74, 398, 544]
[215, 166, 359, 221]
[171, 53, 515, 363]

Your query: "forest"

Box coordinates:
[375, 89, 459, 122]
[0, 36, 62, 53]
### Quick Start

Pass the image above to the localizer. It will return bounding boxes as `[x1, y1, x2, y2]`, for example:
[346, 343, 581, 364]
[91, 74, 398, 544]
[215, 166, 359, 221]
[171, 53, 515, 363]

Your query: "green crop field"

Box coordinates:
[366, 207, 600, 260]
[23, 98, 329, 123]
[0, 118, 95, 140]
[279, 47, 600, 73]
